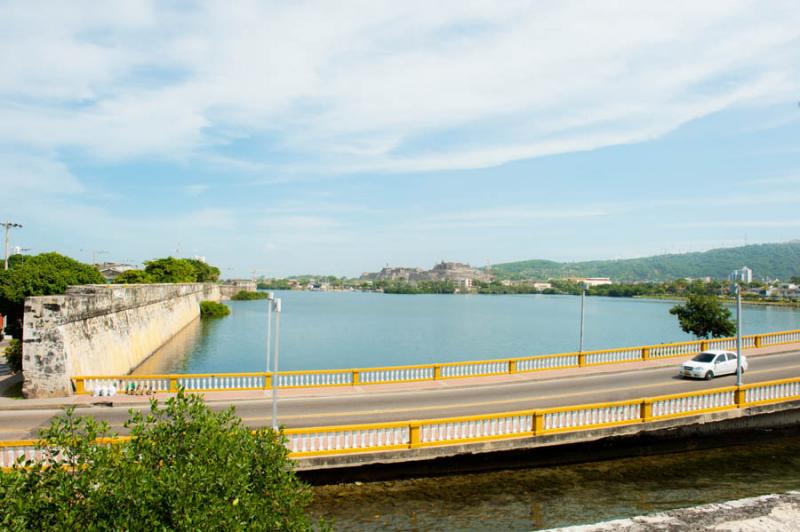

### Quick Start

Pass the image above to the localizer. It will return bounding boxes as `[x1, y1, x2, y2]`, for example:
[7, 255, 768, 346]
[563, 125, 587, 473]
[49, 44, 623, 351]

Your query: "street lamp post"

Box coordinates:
[2, 222, 23, 270]
[271, 297, 282, 431]
[736, 283, 743, 386]
[579, 284, 586, 354]
[265, 291, 274, 391]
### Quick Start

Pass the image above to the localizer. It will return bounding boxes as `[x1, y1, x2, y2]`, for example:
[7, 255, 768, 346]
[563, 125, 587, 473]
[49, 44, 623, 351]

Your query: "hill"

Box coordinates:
[490, 241, 800, 282]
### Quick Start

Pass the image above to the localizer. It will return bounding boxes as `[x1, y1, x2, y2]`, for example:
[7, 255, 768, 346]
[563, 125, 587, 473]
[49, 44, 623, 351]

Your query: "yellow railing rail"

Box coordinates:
[5, 376, 800, 468]
[71, 329, 800, 395]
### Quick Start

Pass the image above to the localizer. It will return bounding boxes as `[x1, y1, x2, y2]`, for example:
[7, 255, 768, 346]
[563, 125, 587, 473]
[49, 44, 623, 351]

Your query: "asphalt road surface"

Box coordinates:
[1, 350, 799, 440]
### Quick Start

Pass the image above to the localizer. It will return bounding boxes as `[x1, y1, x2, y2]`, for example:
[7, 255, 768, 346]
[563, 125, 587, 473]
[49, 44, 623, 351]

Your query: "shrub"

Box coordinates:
[112, 269, 156, 284]
[231, 290, 269, 301]
[200, 300, 231, 318]
[0, 252, 105, 339]
[4, 338, 22, 373]
[0, 391, 321, 530]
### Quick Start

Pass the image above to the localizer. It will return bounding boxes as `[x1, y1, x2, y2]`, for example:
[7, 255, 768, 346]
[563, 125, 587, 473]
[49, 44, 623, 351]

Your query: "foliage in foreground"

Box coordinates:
[669, 294, 736, 339]
[0, 391, 320, 531]
[0, 253, 105, 338]
[4, 338, 22, 373]
[231, 290, 269, 301]
[200, 300, 231, 318]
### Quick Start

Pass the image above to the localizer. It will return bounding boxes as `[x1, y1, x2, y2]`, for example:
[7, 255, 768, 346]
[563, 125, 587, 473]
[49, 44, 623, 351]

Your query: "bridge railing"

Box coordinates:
[71, 329, 800, 395]
[5, 377, 800, 468]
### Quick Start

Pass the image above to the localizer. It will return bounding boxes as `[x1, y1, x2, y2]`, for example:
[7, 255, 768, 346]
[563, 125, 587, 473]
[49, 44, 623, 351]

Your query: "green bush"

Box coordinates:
[231, 290, 269, 301]
[0, 391, 321, 530]
[200, 300, 231, 318]
[0, 252, 105, 338]
[4, 338, 22, 373]
[112, 269, 156, 284]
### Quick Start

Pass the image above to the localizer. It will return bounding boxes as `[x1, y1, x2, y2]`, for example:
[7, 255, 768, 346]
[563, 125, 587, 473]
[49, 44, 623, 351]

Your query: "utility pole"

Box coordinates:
[2, 222, 23, 270]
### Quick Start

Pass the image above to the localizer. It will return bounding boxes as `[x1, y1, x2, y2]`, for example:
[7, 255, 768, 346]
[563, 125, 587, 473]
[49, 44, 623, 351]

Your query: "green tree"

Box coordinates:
[185, 259, 221, 282]
[144, 257, 197, 283]
[0, 253, 104, 338]
[112, 269, 156, 284]
[0, 391, 320, 530]
[4, 339, 22, 373]
[200, 300, 231, 318]
[231, 290, 269, 300]
[669, 294, 736, 339]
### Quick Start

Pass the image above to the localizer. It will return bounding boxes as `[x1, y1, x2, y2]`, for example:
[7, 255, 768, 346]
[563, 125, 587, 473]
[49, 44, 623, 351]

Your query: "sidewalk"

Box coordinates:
[1, 342, 798, 411]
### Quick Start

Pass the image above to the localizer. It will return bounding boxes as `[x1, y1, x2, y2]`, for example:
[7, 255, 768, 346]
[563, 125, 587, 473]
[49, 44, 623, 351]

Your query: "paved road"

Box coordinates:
[2, 350, 799, 440]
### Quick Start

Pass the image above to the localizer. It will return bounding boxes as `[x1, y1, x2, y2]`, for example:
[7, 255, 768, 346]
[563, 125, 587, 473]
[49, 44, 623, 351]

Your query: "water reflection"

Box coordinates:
[311, 437, 800, 531]
[132, 317, 206, 374]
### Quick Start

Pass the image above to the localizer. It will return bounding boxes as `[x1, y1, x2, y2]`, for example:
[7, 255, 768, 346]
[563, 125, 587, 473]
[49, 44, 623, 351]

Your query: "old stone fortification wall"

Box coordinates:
[219, 279, 257, 299]
[22, 283, 223, 398]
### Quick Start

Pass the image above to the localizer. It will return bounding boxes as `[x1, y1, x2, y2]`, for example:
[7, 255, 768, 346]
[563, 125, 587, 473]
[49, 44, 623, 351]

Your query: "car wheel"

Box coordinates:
[704, 371, 714, 380]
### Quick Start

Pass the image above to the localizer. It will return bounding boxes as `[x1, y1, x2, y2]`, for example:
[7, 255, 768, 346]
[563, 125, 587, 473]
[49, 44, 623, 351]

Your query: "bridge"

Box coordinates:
[2, 330, 800, 471]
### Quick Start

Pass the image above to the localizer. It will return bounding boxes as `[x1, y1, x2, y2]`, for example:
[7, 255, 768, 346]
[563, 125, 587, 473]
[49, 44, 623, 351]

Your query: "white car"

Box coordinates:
[679, 350, 748, 380]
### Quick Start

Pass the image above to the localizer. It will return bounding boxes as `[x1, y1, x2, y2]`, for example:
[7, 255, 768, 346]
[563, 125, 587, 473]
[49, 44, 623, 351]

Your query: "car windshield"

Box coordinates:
[692, 353, 716, 363]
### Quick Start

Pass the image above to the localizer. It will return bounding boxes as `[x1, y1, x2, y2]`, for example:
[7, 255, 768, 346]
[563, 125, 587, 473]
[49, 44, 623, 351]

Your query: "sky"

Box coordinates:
[1, 1, 799, 277]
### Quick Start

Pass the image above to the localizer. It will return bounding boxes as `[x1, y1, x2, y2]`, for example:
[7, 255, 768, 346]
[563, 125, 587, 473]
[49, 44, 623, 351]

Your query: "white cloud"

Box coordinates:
[0, 153, 84, 194]
[665, 220, 800, 229]
[417, 206, 610, 229]
[0, 1, 798, 172]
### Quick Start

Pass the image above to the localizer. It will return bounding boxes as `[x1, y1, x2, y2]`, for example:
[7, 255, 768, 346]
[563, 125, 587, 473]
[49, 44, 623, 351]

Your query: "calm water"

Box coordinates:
[310, 435, 800, 531]
[137, 291, 800, 374]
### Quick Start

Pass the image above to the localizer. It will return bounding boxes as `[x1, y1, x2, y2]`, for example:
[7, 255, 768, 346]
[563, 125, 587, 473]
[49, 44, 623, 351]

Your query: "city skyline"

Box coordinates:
[2, 2, 799, 276]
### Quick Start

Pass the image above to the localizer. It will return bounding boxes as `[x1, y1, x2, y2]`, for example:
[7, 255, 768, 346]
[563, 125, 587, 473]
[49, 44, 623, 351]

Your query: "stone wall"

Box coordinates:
[219, 279, 257, 299]
[22, 283, 222, 398]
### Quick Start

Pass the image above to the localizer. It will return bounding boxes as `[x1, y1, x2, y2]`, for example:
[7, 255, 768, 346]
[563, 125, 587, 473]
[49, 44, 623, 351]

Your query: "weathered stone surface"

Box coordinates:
[21, 283, 227, 398]
[552, 491, 800, 531]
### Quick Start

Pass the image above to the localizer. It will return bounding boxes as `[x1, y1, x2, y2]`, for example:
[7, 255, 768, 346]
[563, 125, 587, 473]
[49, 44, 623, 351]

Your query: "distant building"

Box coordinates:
[363, 261, 492, 284]
[728, 266, 753, 283]
[573, 277, 613, 287]
[96, 263, 137, 282]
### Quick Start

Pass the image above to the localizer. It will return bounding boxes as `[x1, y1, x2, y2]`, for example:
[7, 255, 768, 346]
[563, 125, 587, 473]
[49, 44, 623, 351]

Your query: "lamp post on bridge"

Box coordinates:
[266, 291, 274, 391]
[579, 283, 587, 355]
[271, 297, 282, 431]
[736, 283, 743, 387]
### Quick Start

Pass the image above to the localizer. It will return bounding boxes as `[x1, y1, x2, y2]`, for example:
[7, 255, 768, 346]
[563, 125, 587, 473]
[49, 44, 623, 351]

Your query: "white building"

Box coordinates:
[728, 266, 753, 283]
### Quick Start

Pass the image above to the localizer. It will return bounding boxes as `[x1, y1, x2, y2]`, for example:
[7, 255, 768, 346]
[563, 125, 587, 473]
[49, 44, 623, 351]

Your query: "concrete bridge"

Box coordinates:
[2, 338, 800, 474]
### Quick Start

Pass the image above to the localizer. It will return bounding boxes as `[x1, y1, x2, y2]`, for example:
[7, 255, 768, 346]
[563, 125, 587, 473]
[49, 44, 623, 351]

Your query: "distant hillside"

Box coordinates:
[490, 241, 800, 282]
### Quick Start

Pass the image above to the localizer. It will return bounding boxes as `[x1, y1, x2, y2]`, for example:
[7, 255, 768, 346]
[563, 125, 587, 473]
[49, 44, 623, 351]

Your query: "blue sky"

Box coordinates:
[1, 1, 799, 277]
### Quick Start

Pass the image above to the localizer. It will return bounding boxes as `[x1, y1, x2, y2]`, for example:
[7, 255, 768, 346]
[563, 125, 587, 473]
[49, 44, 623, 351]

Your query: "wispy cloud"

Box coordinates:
[1, 1, 798, 173]
[416, 206, 610, 230]
[665, 220, 800, 229]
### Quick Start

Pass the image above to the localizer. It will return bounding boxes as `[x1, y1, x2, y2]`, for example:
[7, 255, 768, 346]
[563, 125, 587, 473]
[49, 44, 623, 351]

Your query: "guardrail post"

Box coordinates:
[264, 373, 271, 389]
[74, 378, 85, 395]
[409, 422, 421, 448]
[641, 347, 650, 361]
[352, 370, 360, 385]
[754, 335, 761, 348]
[700, 341, 708, 351]
[735, 387, 747, 407]
[169, 377, 178, 393]
[433, 365, 441, 380]
[533, 412, 544, 435]
[640, 399, 653, 422]
[508, 360, 517, 374]
[577, 354, 585, 367]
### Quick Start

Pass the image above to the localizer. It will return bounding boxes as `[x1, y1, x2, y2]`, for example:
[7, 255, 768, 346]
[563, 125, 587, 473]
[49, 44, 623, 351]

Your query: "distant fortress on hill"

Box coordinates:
[361, 261, 493, 286]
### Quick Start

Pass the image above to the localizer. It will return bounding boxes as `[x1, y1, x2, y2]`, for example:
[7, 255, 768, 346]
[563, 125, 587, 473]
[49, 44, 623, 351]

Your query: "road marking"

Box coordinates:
[240, 364, 800, 423]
